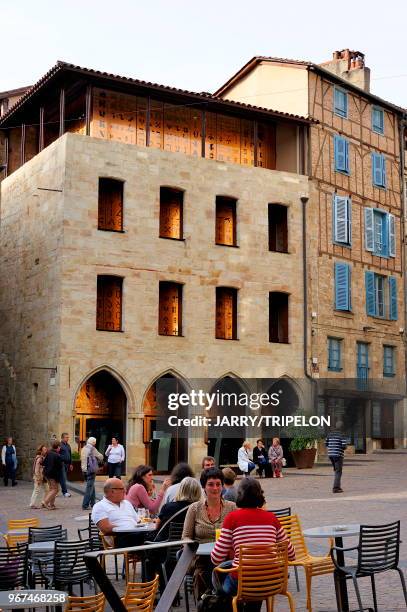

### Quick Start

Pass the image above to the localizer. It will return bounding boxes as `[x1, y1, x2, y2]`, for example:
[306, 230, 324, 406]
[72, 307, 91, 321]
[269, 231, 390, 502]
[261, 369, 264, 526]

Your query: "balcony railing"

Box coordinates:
[356, 366, 369, 391]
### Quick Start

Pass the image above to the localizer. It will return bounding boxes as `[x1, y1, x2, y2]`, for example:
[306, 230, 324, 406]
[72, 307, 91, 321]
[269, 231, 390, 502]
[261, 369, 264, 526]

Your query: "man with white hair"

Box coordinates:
[81, 437, 103, 510]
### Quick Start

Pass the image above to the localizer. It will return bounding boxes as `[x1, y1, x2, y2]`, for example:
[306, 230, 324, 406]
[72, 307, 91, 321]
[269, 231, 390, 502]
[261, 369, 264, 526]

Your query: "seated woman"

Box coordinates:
[237, 440, 256, 477]
[252, 439, 271, 478]
[126, 465, 171, 514]
[162, 462, 195, 504]
[182, 467, 236, 600]
[268, 437, 285, 478]
[211, 477, 295, 599]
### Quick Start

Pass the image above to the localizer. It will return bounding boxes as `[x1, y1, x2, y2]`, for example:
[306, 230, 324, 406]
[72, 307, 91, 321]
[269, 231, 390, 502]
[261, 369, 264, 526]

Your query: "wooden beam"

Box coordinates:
[59, 88, 65, 137]
[146, 96, 151, 147]
[85, 84, 92, 136]
[20, 124, 26, 166]
[254, 120, 258, 167]
[201, 110, 206, 158]
[3, 134, 9, 177]
[39, 107, 44, 151]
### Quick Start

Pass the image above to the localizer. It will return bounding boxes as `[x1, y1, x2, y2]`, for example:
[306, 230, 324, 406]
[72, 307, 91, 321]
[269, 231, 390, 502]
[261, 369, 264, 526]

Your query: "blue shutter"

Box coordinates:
[382, 213, 389, 257]
[334, 136, 349, 173]
[335, 263, 350, 310]
[365, 271, 376, 316]
[389, 276, 397, 320]
[364, 208, 374, 251]
[372, 153, 385, 187]
[333, 195, 350, 244]
[372, 107, 384, 134]
[382, 156, 386, 188]
[388, 214, 395, 257]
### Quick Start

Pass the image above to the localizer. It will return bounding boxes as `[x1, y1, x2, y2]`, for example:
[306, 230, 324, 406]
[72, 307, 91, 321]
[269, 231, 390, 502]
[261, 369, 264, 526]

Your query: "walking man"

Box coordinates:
[325, 421, 348, 493]
[59, 433, 72, 497]
[43, 441, 63, 509]
[81, 437, 103, 510]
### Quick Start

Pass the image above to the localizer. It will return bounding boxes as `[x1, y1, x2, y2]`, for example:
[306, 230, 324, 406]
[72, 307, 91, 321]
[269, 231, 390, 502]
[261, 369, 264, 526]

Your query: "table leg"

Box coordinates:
[334, 536, 350, 612]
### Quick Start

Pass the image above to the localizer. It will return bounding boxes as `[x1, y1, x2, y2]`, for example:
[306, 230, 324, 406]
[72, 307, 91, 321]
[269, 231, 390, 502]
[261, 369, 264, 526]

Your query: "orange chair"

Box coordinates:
[7, 518, 39, 530]
[279, 514, 334, 611]
[121, 575, 159, 611]
[2, 533, 28, 547]
[66, 593, 105, 611]
[214, 542, 295, 611]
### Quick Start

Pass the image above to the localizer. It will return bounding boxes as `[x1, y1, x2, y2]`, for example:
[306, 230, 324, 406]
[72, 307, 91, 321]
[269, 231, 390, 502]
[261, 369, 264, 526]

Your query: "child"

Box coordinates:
[268, 437, 284, 478]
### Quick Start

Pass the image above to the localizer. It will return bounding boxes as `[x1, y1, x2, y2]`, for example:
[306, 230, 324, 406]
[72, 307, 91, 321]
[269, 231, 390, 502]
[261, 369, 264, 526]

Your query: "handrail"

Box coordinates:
[84, 538, 198, 612]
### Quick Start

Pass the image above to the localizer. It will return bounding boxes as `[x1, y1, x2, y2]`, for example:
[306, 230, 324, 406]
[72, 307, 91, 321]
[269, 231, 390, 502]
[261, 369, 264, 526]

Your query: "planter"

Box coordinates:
[291, 448, 317, 469]
[68, 460, 84, 482]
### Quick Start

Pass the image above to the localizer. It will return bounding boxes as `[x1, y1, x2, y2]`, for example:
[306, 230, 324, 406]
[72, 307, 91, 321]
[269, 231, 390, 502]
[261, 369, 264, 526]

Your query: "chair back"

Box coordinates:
[3, 533, 28, 547]
[29, 526, 66, 543]
[235, 542, 289, 601]
[153, 505, 189, 542]
[269, 507, 291, 518]
[53, 540, 92, 588]
[358, 521, 401, 574]
[89, 519, 103, 551]
[0, 543, 28, 589]
[66, 592, 105, 611]
[122, 575, 159, 611]
[8, 518, 40, 530]
[164, 522, 185, 563]
[278, 514, 309, 561]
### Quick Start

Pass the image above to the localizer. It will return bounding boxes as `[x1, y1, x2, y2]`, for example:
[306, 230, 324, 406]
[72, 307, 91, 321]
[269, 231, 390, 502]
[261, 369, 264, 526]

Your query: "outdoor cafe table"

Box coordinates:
[196, 542, 215, 556]
[303, 523, 360, 612]
[29, 541, 56, 553]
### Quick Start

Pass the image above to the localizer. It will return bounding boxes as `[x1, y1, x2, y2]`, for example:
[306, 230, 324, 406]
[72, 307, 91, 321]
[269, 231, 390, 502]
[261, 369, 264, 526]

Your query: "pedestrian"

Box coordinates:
[43, 441, 63, 509]
[325, 421, 348, 493]
[1, 437, 18, 486]
[81, 437, 103, 510]
[201, 456, 216, 470]
[237, 440, 256, 476]
[253, 439, 271, 478]
[268, 437, 285, 478]
[105, 436, 125, 478]
[59, 432, 73, 497]
[222, 467, 238, 502]
[30, 444, 49, 509]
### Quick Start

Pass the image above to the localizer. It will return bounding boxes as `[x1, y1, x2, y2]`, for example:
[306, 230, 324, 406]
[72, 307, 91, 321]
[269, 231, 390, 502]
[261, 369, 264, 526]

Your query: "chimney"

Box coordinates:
[319, 49, 370, 93]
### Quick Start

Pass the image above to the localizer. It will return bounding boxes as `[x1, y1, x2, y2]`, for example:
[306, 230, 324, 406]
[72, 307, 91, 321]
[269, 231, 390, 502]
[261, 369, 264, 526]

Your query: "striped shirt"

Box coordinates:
[210, 508, 295, 570]
[325, 431, 348, 457]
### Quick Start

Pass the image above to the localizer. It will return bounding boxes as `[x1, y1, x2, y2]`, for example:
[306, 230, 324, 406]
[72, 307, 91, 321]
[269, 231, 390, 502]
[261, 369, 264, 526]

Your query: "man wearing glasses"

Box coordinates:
[92, 478, 140, 545]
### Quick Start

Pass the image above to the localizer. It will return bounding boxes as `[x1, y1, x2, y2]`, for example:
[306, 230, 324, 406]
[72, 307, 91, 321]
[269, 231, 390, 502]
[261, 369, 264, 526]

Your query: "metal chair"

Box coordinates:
[7, 518, 40, 530]
[121, 574, 159, 611]
[331, 520, 407, 612]
[29, 525, 67, 543]
[66, 592, 105, 611]
[279, 514, 334, 611]
[39, 539, 93, 596]
[0, 543, 28, 590]
[78, 515, 102, 551]
[214, 541, 295, 611]
[28, 526, 67, 587]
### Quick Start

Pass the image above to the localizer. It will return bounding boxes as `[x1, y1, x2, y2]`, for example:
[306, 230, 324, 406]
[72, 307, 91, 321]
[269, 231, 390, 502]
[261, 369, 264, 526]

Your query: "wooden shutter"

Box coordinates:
[335, 263, 351, 311]
[365, 271, 376, 317]
[364, 208, 374, 252]
[98, 179, 123, 231]
[216, 198, 236, 246]
[333, 195, 350, 244]
[257, 123, 276, 170]
[216, 288, 236, 339]
[372, 153, 386, 187]
[159, 283, 181, 336]
[388, 214, 395, 257]
[159, 189, 183, 239]
[334, 136, 348, 173]
[97, 276, 122, 331]
[388, 277, 397, 321]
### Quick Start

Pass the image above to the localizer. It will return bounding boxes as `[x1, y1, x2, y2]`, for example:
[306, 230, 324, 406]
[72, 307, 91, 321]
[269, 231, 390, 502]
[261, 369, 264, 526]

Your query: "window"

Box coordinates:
[215, 197, 237, 246]
[269, 292, 289, 343]
[268, 204, 288, 252]
[334, 136, 350, 174]
[334, 87, 348, 118]
[96, 276, 123, 331]
[158, 282, 182, 336]
[328, 338, 342, 371]
[159, 187, 183, 239]
[364, 208, 395, 257]
[334, 262, 351, 311]
[371, 153, 386, 188]
[333, 195, 351, 245]
[383, 345, 395, 377]
[372, 107, 384, 135]
[98, 178, 124, 231]
[365, 272, 397, 320]
[356, 342, 369, 390]
[216, 287, 238, 340]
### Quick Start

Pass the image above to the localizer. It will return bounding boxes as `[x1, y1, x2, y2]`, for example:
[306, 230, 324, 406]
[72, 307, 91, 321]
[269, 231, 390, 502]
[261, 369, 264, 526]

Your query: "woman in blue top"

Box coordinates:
[1, 437, 18, 486]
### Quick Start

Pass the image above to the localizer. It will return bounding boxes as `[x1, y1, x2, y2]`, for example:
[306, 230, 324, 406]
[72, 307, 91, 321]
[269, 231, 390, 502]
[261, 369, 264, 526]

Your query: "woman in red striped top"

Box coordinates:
[211, 477, 295, 596]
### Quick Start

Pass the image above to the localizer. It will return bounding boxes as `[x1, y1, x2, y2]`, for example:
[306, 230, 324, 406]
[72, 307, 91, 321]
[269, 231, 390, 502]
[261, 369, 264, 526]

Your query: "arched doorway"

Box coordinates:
[263, 378, 299, 467]
[74, 370, 127, 460]
[143, 374, 188, 473]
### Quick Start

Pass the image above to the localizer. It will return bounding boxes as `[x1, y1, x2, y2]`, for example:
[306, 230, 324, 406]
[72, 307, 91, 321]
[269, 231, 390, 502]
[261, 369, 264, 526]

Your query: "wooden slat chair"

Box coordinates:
[214, 541, 295, 611]
[99, 532, 138, 583]
[8, 518, 40, 530]
[2, 533, 28, 547]
[279, 514, 334, 611]
[66, 592, 105, 612]
[121, 575, 159, 611]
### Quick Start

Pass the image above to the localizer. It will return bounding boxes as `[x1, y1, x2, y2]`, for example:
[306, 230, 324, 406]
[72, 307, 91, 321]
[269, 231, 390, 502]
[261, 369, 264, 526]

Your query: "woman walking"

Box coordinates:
[1, 437, 18, 486]
[30, 444, 49, 509]
[105, 437, 125, 478]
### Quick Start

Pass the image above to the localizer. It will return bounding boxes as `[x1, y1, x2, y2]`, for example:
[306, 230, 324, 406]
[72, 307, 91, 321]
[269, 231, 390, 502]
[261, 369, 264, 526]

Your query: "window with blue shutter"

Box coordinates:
[357, 342, 369, 389]
[333, 195, 351, 245]
[383, 345, 395, 377]
[365, 272, 397, 320]
[364, 208, 394, 257]
[335, 262, 351, 311]
[388, 214, 395, 257]
[365, 271, 376, 316]
[328, 337, 342, 371]
[372, 153, 386, 188]
[372, 107, 384, 134]
[388, 276, 397, 320]
[334, 136, 350, 174]
[334, 88, 348, 118]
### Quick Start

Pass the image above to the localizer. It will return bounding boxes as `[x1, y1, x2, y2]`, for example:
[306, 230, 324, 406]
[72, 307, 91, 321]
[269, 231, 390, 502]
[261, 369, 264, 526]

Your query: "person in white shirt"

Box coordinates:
[105, 437, 125, 479]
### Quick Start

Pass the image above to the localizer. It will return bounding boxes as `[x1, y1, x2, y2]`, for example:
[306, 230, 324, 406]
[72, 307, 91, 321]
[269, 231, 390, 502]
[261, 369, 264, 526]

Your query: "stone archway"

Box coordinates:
[263, 377, 300, 467]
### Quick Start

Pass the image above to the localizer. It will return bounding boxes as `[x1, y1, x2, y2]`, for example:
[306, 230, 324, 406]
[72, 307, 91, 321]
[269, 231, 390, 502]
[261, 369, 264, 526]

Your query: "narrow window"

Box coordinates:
[372, 107, 384, 135]
[159, 187, 183, 240]
[96, 276, 123, 331]
[334, 263, 351, 311]
[333, 195, 351, 245]
[328, 338, 342, 371]
[268, 204, 288, 252]
[98, 178, 124, 231]
[158, 282, 182, 336]
[334, 87, 348, 118]
[215, 196, 237, 246]
[383, 346, 395, 377]
[216, 287, 238, 340]
[269, 292, 289, 343]
[334, 136, 350, 174]
[371, 153, 386, 188]
[357, 342, 369, 389]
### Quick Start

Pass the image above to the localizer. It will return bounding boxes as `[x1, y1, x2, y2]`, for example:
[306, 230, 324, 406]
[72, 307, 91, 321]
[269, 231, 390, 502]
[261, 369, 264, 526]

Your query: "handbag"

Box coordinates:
[197, 591, 233, 611]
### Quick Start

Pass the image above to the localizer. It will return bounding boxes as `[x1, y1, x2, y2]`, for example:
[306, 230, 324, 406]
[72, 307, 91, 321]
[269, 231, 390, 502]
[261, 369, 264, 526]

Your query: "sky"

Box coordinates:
[1, 0, 406, 107]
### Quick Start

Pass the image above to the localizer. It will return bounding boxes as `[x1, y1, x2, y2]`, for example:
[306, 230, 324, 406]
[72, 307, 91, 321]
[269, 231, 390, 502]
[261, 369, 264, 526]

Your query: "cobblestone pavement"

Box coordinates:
[1, 453, 406, 611]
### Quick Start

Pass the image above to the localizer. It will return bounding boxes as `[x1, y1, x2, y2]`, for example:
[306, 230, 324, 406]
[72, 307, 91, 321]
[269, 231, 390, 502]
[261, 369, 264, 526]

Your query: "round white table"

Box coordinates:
[29, 541, 56, 552]
[113, 523, 156, 533]
[303, 524, 360, 612]
[196, 542, 215, 556]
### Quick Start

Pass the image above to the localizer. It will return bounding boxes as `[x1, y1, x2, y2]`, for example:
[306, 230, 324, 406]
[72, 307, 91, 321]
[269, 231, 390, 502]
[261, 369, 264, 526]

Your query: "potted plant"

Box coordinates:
[68, 451, 83, 482]
[285, 411, 325, 469]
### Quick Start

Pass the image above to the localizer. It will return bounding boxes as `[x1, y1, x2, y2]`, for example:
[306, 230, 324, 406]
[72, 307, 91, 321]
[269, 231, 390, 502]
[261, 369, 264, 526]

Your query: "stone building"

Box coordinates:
[215, 49, 407, 451]
[0, 62, 313, 475]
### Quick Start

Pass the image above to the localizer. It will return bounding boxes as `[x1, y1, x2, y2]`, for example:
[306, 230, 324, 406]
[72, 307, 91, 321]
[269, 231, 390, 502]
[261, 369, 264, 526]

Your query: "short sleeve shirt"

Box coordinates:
[91, 497, 139, 530]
